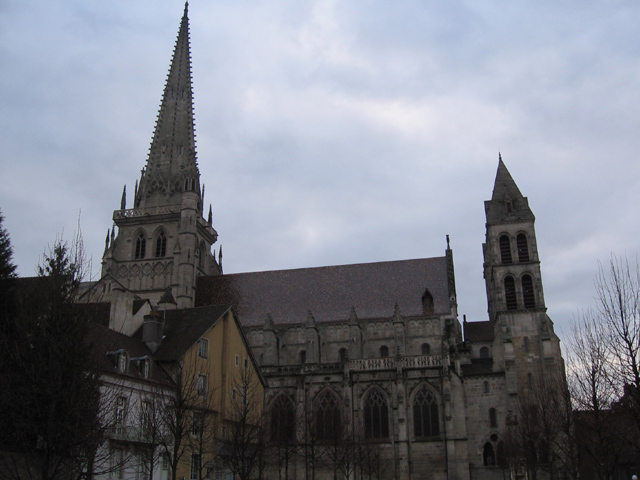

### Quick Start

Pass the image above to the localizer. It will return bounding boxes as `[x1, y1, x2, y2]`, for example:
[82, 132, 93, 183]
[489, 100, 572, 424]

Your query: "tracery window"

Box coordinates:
[504, 276, 517, 310]
[270, 395, 295, 443]
[135, 233, 146, 259]
[155, 231, 167, 258]
[522, 275, 536, 309]
[499, 235, 512, 264]
[413, 386, 439, 437]
[517, 233, 530, 262]
[315, 391, 341, 441]
[364, 389, 389, 439]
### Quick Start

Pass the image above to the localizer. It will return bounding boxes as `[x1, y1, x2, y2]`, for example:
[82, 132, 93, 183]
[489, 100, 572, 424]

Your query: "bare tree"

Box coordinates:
[219, 365, 264, 480]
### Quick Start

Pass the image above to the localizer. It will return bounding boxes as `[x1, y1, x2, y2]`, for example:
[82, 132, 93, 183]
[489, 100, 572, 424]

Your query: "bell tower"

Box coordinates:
[102, 3, 221, 308]
[483, 155, 563, 396]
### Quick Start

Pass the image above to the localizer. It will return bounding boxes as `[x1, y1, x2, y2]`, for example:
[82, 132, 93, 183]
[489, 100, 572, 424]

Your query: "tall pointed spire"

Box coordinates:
[485, 154, 534, 225]
[135, 2, 200, 209]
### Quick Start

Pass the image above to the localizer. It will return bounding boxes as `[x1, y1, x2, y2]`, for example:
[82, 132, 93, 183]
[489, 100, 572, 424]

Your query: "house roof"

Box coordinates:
[196, 257, 451, 327]
[152, 304, 232, 361]
[86, 322, 172, 386]
[464, 320, 494, 342]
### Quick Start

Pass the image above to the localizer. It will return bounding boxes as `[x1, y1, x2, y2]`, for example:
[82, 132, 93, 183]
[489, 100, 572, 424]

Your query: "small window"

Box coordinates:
[517, 233, 530, 262]
[140, 400, 150, 427]
[339, 348, 348, 363]
[138, 358, 150, 378]
[117, 352, 128, 372]
[483, 381, 490, 394]
[528, 373, 533, 390]
[191, 454, 201, 480]
[504, 276, 517, 310]
[499, 235, 512, 264]
[233, 388, 237, 401]
[197, 374, 207, 396]
[489, 408, 497, 427]
[111, 448, 124, 479]
[299, 350, 306, 364]
[421, 343, 430, 355]
[244, 357, 248, 369]
[480, 346, 490, 358]
[380, 345, 389, 358]
[155, 231, 167, 258]
[524, 337, 530, 353]
[115, 396, 127, 426]
[198, 339, 209, 358]
[135, 233, 146, 259]
[192, 412, 203, 436]
[235, 355, 239, 367]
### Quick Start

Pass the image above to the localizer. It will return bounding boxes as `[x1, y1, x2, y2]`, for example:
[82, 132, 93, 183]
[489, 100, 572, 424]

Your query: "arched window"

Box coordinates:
[422, 289, 434, 315]
[489, 408, 497, 427]
[338, 348, 348, 363]
[421, 343, 430, 355]
[270, 396, 295, 443]
[315, 391, 341, 441]
[480, 346, 490, 358]
[135, 233, 146, 259]
[522, 275, 535, 309]
[499, 235, 512, 264]
[299, 350, 306, 364]
[504, 276, 517, 310]
[483, 442, 495, 466]
[380, 345, 389, 358]
[413, 386, 439, 437]
[517, 233, 530, 262]
[155, 231, 167, 258]
[364, 389, 389, 439]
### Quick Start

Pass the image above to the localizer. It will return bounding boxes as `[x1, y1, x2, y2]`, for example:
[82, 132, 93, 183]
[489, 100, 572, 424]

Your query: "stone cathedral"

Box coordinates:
[96, 5, 565, 480]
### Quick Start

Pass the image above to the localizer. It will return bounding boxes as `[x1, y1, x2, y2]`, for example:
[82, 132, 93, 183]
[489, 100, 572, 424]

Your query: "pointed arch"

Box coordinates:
[363, 388, 390, 439]
[412, 385, 439, 438]
[315, 389, 341, 441]
[421, 289, 434, 315]
[269, 394, 295, 443]
[483, 442, 496, 466]
[134, 231, 146, 259]
[155, 230, 167, 258]
[499, 235, 512, 264]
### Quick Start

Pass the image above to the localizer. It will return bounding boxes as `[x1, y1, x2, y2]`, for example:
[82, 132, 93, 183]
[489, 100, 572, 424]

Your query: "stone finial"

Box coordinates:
[111, 226, 115, 243]
[104, 230, 110, 253]
[120, 185, 126, 210]
[208, 205, 213, 225]
[263, 313, 275, 331]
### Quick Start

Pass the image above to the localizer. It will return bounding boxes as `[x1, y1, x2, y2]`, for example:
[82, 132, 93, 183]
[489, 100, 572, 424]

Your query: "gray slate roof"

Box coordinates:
[196, 257, 450, 327]
[464, 320, 494, 342]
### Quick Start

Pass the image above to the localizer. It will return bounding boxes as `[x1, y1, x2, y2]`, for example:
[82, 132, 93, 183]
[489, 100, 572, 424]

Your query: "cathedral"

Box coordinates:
[96, 4, 565, 480]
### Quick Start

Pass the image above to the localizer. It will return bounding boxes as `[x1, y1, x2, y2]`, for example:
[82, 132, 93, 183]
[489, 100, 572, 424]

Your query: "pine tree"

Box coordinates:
[0, 209, 17, 280]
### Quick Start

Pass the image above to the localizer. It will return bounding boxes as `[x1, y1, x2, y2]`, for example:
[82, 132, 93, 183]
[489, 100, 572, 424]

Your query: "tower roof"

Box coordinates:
[136, 2, 200, 208]
[485, 155, 534, 225]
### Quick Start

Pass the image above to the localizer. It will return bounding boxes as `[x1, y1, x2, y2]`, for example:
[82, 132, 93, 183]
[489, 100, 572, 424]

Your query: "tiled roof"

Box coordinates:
[464, 320, 494, 342]
[196, 257, 451, 327]
[152, 304, 232, 361]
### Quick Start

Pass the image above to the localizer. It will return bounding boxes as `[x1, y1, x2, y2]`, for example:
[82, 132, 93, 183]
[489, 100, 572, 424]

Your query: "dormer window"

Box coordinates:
[117, 351, 128, 372]
[137, 358, 150, 378]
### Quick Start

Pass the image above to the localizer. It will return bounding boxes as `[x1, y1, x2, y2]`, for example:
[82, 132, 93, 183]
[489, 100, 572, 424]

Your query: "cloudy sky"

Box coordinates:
[1, 0, 639, 340]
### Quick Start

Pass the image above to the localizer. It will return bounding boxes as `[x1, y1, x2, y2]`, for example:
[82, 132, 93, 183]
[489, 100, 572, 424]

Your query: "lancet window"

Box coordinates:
[413, 386, 439, 437]
[499, 235, 512, 264]
[135, 233, 146, 259]
[364, 389, 389, 439]
[155, 231, 167, 258]
[270, 395, 295, 443]
[315, 391, 341, 441]
[504, 276, 517, 310]
[517, 233, 530, 262]
[522, 274, 536, 309]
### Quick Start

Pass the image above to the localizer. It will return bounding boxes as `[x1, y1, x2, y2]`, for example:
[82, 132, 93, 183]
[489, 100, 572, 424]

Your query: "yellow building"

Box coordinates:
[150, 303, 265, 480]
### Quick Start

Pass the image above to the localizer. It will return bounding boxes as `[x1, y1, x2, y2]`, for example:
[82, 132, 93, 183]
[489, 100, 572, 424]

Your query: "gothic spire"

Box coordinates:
[135, 2, 200, 209]
[485, 154, 534, 225]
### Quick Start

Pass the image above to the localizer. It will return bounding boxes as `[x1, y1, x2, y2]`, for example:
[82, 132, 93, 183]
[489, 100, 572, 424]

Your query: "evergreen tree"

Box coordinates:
[0, 209, 17, 280]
